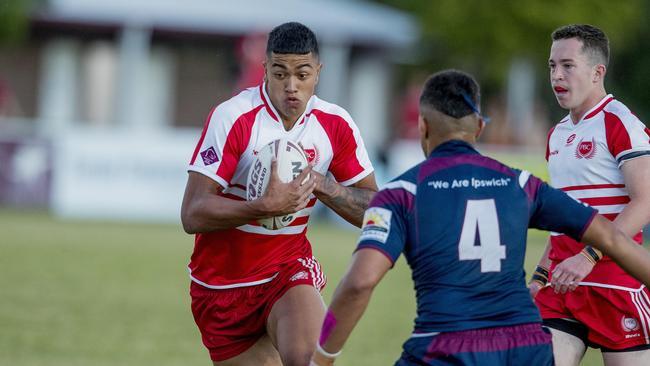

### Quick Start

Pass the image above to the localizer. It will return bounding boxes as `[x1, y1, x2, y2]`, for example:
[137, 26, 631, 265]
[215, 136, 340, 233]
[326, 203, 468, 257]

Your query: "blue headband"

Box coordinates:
[460, 92, 490, 124]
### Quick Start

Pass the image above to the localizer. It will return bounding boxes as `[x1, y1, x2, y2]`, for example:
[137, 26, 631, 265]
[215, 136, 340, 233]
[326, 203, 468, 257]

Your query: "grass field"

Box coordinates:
[0, 209, 605, 365]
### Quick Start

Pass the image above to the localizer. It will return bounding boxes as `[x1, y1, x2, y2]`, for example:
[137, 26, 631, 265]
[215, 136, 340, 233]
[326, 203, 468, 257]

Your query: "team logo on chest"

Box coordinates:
[575, 137, 597, 159]
[302, 146, 320, 165]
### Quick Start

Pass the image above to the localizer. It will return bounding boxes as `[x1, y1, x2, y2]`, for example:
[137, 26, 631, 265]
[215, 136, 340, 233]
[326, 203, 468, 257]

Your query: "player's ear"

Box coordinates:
[315, 63, 322, 84]
[475, 117, 486, 140]
[418, 116, 431, 157]
[418, 114, 428, 139]
[263, 59, 269, 83]
[418, 116, 427, 157]
[593, 63, 606, 83]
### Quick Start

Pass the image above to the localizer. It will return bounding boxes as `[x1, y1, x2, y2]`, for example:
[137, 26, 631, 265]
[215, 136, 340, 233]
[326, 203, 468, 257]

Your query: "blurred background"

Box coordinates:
[1, 0, 648, 365]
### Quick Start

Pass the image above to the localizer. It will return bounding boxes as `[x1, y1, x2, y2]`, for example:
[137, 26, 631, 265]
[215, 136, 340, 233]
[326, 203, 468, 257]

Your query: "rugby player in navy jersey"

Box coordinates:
[311, 70, 650, 366]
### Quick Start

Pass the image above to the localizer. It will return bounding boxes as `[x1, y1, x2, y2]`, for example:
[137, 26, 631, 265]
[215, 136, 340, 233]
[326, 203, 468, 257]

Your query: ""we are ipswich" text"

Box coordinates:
[427, 177, 511, 190]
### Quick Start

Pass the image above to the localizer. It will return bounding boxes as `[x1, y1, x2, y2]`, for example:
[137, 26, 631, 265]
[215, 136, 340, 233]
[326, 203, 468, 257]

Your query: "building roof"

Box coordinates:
[38, 0, 418, 48]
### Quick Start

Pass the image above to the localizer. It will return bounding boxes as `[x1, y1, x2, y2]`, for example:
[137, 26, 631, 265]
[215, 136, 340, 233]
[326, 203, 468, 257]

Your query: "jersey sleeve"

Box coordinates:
[525, 175, 597, 241]
[188, 103, 257, 188]
[545, 125, 556, 162]
[328, 111, 374, 186]
[604, 110, 650, 167]
[355, 186, 410, 265]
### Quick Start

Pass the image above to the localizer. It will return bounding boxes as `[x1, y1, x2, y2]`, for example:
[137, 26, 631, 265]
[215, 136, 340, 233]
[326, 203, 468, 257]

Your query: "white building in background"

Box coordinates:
[0, 0, 417, 222]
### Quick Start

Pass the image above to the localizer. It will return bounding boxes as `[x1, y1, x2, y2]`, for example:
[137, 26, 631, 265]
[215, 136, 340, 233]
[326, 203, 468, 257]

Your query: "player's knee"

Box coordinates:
[549, 328, 586, 366]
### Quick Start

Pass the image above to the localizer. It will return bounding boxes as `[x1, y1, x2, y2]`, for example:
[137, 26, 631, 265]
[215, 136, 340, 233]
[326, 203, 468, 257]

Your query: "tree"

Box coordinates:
[377, 0, 642, 86]
[0, 0, 33, 45]
[375, 0, 648, 141]
[607, 1, 650, 121]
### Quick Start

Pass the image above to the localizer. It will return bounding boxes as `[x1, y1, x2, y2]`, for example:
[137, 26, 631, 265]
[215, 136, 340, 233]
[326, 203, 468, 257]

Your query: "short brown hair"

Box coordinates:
[552, 24, 609, 67]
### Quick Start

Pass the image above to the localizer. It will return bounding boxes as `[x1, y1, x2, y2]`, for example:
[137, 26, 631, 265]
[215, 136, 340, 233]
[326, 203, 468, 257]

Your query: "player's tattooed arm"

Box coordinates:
[313, 172, 378, 227]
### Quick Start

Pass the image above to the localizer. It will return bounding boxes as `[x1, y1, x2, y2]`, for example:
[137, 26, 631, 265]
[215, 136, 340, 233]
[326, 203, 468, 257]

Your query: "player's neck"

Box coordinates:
[569, 88, 607, 124]
[276, 101, 307, 131]
[280, 116, 300, 131]
[427, 134, 475, 156]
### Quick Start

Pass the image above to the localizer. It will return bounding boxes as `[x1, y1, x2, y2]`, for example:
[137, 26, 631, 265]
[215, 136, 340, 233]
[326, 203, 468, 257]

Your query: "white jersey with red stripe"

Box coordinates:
[546, 94, 650, 287]
[186, 83, 373, 288]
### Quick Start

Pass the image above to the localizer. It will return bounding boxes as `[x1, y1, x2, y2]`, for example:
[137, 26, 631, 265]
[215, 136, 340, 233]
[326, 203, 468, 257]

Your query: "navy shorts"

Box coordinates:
[394, 323, 554, 366]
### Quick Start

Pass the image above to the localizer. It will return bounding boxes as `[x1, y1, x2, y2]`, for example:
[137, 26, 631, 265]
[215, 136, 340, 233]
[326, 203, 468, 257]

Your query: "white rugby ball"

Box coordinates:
[246, 139, 309, 230]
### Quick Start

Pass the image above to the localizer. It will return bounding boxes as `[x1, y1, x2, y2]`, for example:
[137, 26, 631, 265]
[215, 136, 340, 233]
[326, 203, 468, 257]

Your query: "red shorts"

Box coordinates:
[190, 256, 326, 361]
[535, 284, 650, 350]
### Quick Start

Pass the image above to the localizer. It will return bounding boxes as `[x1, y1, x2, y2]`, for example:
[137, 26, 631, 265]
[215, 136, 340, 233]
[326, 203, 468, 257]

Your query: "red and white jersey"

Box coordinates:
[186, 83, 373, 288]
[546, 94, 650, 287]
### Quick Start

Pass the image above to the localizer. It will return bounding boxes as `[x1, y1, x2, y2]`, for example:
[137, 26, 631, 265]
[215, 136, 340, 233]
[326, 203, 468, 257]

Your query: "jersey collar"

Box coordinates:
[259, 83, 316, 128]
[429, 139, 479, 158]
[564, 94, 614, 126]
[259, 83, 280, 122]
[582, 94, 614, 120]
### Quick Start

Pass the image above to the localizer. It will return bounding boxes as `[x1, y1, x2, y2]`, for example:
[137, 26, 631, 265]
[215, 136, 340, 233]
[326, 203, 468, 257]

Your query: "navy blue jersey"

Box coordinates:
[357, 140, 597, 333]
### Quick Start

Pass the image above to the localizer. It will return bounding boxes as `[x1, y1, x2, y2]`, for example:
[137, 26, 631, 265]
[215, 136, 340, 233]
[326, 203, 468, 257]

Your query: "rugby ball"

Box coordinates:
[246, 139, 309, 230]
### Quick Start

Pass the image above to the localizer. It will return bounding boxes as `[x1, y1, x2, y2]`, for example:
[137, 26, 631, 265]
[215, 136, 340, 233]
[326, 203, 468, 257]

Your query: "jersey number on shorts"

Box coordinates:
[458, 199, 506, 272]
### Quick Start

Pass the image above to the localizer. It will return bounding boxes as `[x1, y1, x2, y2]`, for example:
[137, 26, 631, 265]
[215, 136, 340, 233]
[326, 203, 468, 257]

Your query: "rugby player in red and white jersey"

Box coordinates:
[529, 24, 650, 366]
[181, 22, 377, 366]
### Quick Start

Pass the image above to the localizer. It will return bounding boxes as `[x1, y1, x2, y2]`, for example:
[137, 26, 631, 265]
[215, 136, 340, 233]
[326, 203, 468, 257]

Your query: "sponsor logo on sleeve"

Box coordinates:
[359, 207, 392, 243]
[200, 146, 219, 165]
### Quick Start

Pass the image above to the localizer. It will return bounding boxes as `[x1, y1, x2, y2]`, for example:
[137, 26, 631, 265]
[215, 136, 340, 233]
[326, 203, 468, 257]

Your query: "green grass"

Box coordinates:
[0, 209, 604, 365]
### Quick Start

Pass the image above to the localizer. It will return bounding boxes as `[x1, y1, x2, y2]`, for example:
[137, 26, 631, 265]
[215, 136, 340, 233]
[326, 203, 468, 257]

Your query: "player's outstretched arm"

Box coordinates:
[528, 239, 553, 298]
[582, 214, 650, 287]
[311, 172, 378, 227]
[181, 162, 315, 233]
[312, 248, 392, 365]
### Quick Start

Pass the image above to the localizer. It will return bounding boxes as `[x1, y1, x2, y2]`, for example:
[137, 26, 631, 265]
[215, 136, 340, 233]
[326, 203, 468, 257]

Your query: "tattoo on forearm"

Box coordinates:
[318, 176, 375, 226]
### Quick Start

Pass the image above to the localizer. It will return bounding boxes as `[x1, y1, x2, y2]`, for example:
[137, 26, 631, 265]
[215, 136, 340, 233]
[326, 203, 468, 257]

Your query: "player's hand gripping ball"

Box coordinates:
[246, 138, 310, 230]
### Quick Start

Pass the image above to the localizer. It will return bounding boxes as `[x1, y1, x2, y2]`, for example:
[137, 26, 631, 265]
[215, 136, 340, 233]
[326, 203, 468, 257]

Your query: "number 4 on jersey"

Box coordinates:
[458, 199, 506, 272]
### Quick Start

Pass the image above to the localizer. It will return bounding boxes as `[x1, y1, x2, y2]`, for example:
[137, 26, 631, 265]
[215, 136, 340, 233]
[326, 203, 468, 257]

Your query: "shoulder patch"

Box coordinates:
[200, 146, 219, 165]
[359, 207, 392, 243]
